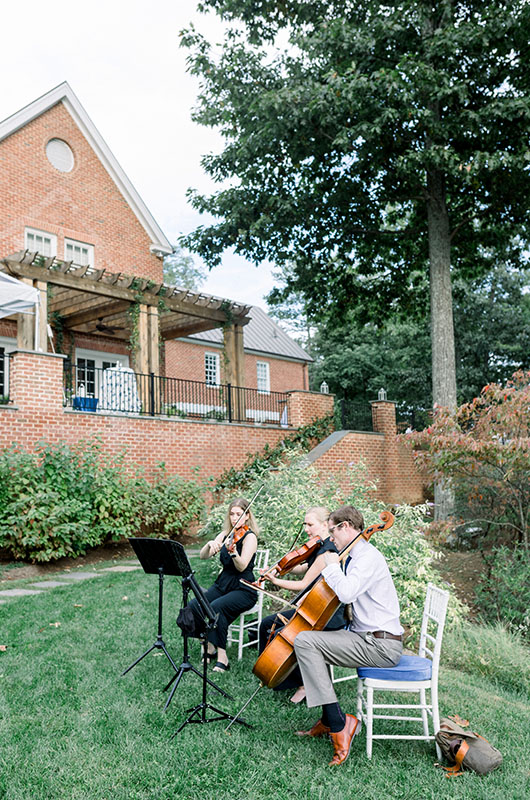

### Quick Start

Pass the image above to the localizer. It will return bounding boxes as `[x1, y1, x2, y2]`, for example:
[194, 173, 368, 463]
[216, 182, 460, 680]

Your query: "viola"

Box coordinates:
[252, 511, 395, 688]
[257, 534, 323, 586]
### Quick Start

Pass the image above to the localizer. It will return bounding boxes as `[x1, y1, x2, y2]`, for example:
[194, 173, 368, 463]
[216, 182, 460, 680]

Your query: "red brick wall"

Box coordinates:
[0, 102, 163, 281]
[164, 339, 308, 391]
[0, 351, 318, 481]
[309, 402, 425, 504]
[1, 352, 424, 503]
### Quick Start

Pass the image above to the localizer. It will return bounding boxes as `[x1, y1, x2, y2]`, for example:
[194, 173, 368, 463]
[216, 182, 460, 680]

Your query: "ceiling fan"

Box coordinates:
[95, 318, 126, 334]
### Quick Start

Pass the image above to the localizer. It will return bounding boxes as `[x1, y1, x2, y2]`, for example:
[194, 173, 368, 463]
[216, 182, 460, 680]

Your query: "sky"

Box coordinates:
[1, 1, 276, 309]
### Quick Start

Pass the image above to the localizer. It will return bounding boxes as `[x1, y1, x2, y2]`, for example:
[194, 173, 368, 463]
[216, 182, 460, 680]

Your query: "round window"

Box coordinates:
[46, 138, 74, 172]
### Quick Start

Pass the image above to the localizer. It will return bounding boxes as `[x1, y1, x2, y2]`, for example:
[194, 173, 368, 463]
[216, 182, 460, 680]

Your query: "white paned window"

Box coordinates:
[65, 239, 94, 267]
[257, 361, 270, 394]
[204, 352, 220, 386]
[25, 228, 57, 257]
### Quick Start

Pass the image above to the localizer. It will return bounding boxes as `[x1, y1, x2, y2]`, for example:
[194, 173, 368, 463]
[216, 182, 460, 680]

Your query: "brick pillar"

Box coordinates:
[287, 390, 334, 428]
[10, 350, 66, 409]
[371, 400, 399, 501]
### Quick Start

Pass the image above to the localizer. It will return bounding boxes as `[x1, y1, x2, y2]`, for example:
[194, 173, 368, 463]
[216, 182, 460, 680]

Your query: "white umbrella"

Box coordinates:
[0, 271, 40, 349]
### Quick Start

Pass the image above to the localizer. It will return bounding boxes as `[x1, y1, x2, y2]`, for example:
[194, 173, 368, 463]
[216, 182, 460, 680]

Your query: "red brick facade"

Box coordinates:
[1, 352, 424, 503]
[0, 352, 323, 481]
[0, 103, 163, 281]
[164, 339, 308, 391]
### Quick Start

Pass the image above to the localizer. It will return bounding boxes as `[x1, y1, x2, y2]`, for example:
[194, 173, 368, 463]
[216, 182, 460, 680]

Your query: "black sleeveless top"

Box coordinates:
[214, 530, 257, 597]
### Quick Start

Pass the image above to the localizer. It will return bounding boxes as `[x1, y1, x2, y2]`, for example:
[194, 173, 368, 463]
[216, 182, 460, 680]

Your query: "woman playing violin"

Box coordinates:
[189, 497, 259, 672]
[258, 507, 345, 702]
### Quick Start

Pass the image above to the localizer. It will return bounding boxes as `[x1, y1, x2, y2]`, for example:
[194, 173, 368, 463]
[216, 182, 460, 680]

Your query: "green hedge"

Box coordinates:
[0, 440, 205, 562]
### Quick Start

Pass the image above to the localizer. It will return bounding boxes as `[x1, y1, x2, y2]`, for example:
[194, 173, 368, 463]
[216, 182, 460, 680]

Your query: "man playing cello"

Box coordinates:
[294, 505, 403, 766]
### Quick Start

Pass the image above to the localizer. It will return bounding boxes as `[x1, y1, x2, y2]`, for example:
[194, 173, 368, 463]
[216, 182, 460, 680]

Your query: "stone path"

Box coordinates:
[0, 562, 142, 602]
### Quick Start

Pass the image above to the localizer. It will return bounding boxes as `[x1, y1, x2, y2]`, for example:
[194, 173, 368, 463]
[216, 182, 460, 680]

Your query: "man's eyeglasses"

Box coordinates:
[328, 521, 345, 533]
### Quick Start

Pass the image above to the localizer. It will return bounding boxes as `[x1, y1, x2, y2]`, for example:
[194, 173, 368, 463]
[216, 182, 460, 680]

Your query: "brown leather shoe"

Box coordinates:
[328, 714, 361, 765]
[295, 718, 330, 738]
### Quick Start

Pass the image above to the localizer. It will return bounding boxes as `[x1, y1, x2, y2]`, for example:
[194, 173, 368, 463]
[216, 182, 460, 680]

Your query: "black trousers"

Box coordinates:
[188, 584, 256, 651]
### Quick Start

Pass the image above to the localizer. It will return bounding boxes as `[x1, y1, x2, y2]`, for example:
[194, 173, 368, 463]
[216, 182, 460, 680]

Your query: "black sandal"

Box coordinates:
[212, 661, 230, 672]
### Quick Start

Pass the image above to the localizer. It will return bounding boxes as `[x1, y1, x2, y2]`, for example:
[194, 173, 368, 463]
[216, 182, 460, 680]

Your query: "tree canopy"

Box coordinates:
[182, 0, 530, 391]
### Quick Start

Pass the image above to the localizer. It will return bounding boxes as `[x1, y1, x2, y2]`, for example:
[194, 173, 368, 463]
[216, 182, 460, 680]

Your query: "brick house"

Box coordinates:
[0, 82, 423, 502]
[0, 82, 310, 405]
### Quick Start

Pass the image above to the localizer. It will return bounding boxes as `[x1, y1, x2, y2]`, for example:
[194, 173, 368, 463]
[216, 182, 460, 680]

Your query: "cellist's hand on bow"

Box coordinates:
[323, 551, 340, 567]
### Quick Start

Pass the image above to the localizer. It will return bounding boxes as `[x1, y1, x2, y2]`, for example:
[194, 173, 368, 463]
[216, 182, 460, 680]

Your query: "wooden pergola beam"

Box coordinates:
[3, 256, 249, 325]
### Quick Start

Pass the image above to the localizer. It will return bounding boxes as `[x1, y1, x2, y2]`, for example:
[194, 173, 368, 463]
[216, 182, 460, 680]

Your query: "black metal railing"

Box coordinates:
[335, 398, 374, 432]
[63, 361, 290, 426]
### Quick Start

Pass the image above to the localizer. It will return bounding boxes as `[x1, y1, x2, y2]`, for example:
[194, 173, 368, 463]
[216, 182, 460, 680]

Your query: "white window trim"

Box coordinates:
[64, 238, 94, 267]
[256, 360, 271, 394]
[24, 227, 57, 257]
[204, 351, 220, 386]
[0, 336, 16, 396]
[75, 348, 129, 371]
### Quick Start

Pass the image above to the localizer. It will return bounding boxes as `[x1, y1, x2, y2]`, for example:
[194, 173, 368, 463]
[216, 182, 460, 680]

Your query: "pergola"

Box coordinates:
[1, 251, 250, 387]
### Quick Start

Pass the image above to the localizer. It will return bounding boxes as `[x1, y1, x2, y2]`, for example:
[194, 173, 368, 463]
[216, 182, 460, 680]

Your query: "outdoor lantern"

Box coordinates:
[378, 387, 387, 401]
[320, 381, 329, 394]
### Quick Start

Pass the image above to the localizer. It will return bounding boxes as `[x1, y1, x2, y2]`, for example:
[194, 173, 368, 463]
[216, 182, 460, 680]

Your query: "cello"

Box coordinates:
[252, 510, 395, 688]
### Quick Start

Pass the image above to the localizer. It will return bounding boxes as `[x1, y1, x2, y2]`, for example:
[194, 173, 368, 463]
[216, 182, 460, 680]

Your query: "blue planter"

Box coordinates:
[73, 397, 98, 412]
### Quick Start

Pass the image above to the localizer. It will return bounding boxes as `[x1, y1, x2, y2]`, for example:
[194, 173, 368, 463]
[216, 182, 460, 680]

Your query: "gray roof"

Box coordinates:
[184, 305, 313, 362]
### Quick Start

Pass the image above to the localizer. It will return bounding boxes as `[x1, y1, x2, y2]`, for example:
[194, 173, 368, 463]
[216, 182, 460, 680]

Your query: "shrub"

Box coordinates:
[405, 370, 530, 549]
[140, 463, 205, 539]
[0, 441, 205, 562]
[200, 455, 466, 639]
[474, 546, 530, 640]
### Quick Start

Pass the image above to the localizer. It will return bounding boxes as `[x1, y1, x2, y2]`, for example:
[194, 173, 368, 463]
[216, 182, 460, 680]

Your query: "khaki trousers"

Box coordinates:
[294, 629, 403, 708]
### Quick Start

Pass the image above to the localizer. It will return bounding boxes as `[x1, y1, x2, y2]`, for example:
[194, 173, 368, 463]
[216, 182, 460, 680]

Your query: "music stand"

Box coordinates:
[171, 568, 251, 737]
[121, 538, 185, 681]
[162, 549, 231, 710]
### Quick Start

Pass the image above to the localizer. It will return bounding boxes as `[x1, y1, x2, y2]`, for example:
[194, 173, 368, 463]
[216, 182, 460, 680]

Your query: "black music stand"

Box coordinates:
[121, 538, 184, 681]
[162, 559, 231, 711]
[171, 570, 251, 737]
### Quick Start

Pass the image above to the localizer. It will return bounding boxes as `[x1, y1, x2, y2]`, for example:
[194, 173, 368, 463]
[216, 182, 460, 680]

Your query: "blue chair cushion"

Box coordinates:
[357, 655, 432, 682]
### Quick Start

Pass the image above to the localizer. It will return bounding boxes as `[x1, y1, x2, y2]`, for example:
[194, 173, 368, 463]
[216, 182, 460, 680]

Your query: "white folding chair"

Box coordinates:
[356, 583, 450, 759]
[227, 547, 269, 660]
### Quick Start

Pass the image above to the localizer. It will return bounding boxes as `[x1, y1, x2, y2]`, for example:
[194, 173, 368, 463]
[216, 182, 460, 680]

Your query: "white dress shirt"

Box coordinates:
[322, 537, 403, 636]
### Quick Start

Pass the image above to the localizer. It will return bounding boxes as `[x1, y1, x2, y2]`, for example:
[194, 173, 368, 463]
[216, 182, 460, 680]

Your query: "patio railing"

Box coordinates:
[63, 361, 290, 426]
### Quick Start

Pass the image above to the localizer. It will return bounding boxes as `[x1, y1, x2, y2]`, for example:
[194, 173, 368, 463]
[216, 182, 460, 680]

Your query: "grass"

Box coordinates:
[1, 557, 529, 800]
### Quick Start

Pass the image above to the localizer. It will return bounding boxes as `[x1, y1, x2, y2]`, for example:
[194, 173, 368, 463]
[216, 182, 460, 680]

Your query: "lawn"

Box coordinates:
[1, 556, 528, 800]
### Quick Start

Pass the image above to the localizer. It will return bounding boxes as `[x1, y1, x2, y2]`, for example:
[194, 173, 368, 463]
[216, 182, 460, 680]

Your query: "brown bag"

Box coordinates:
[436, 715, 503, 777]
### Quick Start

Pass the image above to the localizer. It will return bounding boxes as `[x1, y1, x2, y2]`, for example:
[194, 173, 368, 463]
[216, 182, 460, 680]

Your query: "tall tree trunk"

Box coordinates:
[427, 168, 457, 519]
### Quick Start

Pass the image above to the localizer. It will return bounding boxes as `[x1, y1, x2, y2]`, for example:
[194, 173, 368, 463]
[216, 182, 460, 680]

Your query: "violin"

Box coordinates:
[252, 511, 395, 688]
[257, 535, 323, 586]
[226, 524, 249, 554]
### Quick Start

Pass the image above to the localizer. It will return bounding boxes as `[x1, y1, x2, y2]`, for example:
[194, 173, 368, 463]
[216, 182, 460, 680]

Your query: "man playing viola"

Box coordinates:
[294, 505, 403, 766]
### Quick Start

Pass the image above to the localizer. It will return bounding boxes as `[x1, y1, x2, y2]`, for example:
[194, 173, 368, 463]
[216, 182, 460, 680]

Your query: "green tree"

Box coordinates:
[309, 263, 530, 422]
[163, 244, 206, 290]
[182, 1, 530, 515]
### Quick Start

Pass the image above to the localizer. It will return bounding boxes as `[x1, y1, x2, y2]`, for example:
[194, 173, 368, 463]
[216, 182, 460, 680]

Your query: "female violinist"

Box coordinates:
[189, 497, 259, 672]
[258, 507, 345, 702]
